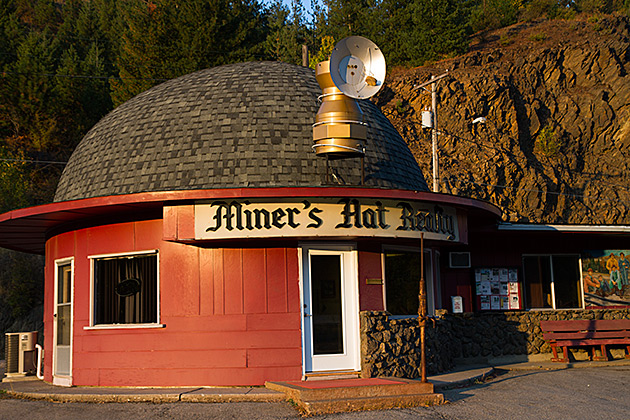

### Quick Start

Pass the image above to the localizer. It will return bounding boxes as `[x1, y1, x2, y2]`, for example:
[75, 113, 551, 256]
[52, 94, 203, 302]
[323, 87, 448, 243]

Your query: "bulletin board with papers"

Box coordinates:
[474, 268, 522, 311]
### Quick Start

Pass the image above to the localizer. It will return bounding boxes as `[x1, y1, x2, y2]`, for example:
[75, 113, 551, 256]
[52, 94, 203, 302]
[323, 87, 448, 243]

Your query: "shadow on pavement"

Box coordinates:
[440, 369, 547, 403]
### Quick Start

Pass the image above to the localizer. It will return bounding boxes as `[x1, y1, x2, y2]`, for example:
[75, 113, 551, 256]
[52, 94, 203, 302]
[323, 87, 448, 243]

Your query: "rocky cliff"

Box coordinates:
[376, 14, 630, 224]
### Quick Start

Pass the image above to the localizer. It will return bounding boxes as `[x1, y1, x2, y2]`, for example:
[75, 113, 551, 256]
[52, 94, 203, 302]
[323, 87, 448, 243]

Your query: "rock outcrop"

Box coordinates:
[376, 14, 630, 223]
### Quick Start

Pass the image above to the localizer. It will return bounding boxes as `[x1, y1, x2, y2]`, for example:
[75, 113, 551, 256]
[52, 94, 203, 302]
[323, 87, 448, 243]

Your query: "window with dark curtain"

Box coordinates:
[93, 254, 157, 325]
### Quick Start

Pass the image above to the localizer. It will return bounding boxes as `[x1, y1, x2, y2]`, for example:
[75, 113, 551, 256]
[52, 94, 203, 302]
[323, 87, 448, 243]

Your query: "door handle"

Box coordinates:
[304, 313, 311, 318]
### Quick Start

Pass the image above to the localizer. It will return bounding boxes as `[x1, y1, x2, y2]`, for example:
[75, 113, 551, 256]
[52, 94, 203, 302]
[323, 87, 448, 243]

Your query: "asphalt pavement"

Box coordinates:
[1, 359, 630, 420]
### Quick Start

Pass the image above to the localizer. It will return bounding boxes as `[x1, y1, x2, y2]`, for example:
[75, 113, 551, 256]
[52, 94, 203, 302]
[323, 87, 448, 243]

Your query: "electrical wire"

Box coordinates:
[0, 158, 67, 166]
[441, 177, 588, 199]
[412, 127, 630, 194]
[1, 70, 170, 83]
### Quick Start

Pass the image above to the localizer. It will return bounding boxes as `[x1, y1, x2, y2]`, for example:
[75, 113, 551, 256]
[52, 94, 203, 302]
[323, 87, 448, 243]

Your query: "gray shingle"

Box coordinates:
[54, 61, 428, 202]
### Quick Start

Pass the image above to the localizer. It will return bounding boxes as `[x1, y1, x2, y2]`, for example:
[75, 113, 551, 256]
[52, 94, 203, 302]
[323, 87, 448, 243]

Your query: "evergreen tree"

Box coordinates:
[309, 34, 336, 68]
[317, 0, 377, 40]
[111, 0, 268, 106]
[14, 0, 60, 31]
[469, 0, 519, 32]
[376, 0, 414, 65]
[0, 145, 30, 212]
[403, 0, 472, 66]
[1, 30, 61, 152]
[265, 0, 310, 64]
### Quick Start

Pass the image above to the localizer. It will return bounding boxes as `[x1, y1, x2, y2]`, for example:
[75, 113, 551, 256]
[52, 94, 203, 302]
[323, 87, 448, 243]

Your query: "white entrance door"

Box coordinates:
[53, 259, 73, 386]
[302, 246, 359, 373]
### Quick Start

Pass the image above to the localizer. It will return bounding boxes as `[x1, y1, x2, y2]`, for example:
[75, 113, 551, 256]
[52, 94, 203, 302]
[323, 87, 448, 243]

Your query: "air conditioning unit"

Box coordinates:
[4, 331, 38, 378]
[449, 252, 471, 268]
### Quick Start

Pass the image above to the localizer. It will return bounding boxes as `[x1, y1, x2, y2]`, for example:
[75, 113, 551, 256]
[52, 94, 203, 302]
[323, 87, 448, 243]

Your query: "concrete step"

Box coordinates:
[298, 392, 444, 415]
[304, 370, 360, 381]
[268, 377, 434, 400]
[266, 377, 444, 414]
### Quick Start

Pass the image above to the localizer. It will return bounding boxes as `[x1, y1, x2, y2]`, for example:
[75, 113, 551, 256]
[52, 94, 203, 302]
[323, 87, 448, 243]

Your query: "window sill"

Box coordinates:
[84, 323, 165, 331]
[525, 307, 585, 311]
[388, 315, 419, 319]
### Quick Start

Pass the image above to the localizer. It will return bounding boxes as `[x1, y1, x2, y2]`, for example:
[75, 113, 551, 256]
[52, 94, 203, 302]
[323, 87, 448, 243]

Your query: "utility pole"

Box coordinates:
[419, 232, 427, 382]
[413, 71, 449, 193]
[431, 76, 439, 193]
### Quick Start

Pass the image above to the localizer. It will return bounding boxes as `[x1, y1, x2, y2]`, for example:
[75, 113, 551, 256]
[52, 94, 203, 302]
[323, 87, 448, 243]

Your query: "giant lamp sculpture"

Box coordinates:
[313, 36, 386, 183]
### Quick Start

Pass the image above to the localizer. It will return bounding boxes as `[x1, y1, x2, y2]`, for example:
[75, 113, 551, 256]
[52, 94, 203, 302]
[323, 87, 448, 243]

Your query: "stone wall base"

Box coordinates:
[360, 309, 630, 377]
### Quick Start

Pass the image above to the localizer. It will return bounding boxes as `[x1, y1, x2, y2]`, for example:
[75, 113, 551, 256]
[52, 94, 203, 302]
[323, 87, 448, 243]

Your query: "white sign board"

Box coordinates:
[194, 198, 459, 242]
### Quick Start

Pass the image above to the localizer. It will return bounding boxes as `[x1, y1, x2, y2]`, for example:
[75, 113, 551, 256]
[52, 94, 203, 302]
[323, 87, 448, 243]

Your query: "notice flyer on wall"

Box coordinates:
[480, 281, 491, 295]
[490, 279, 501, 295]
[491, 295, 501, 310]
[480, 296, 490, 310]
[475, 267, 521, 311]
[500, 282, 509, 296]
[509, 270, 518, 282]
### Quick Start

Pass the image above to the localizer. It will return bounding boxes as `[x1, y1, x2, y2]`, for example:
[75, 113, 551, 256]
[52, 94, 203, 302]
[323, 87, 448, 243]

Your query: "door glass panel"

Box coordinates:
[311, 255, 343, 355]
[55, 262, 72, 377]
[56, 304, 71, 345]
[58, 265, 71, 304]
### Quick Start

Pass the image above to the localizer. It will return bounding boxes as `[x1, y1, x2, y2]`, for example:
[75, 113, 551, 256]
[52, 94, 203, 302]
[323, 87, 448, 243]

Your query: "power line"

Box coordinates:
[415, 127, 630, 193]
[1, 71, 170, 83]
[442, 177, 587, 199]
[442, 176, 630, 210]
[0, 158, 67, 166]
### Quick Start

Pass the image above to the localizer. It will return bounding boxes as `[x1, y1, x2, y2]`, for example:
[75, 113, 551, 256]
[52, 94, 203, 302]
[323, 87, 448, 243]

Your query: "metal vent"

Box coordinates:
[5, 333, 19, 374]
[449, 252, 471, 268]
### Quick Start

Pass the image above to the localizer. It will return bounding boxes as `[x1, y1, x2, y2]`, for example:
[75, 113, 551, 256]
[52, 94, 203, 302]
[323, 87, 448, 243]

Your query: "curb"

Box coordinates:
[432, 367, 495, 391]
[493, 358, 630, 372]
[1, 388, 286, 404]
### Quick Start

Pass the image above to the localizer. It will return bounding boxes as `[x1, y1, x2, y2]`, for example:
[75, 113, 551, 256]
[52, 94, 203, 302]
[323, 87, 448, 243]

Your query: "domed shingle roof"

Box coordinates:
[54, 61, 428, 202]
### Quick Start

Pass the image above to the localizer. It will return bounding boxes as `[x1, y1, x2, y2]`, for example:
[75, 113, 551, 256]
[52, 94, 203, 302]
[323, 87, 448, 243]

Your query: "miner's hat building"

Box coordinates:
[0, 61, 628, 387]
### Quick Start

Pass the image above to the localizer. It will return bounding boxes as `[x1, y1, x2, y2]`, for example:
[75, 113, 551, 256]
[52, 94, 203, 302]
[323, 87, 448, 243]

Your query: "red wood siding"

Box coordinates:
[358, 245, 385, 311]
[44, 220, 302, 386]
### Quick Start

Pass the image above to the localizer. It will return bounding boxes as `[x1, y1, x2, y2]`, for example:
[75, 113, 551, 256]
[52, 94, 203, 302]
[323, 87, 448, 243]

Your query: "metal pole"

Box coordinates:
[361, 155, 365, 186]
[431, 76, 439, 193]
[302, 45, 309, 67]
[419, 232, 427, 383]
[325, 155, 330, 184]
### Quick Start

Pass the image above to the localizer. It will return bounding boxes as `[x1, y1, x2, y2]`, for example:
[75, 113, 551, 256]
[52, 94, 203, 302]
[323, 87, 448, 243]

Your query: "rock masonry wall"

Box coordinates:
[360, 308, 630, 378]
[378, 16, 630, 224]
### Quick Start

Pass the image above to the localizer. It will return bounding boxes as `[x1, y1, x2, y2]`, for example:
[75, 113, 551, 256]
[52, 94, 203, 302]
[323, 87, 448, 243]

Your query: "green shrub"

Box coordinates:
[529, 32, 548, 41]
[499, 34, 514, 46]
[535, 125, 560, 157]
[395, 100, 410, 115]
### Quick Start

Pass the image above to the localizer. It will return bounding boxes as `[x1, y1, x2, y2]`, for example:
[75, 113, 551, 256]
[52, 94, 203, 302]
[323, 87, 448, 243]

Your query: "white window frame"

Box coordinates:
[85, 250, 164, 330]
[382, 245, 435, 317]
[53, 257, 74, 386]
[522, 253, 584, 310]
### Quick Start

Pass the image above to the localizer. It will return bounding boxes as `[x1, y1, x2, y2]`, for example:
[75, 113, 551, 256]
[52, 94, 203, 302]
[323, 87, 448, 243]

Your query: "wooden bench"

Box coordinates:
[540, 319, 630, 363]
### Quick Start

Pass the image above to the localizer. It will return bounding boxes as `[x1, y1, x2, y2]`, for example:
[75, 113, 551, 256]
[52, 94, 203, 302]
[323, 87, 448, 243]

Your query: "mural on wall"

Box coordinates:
[581, 250, 630, 307]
